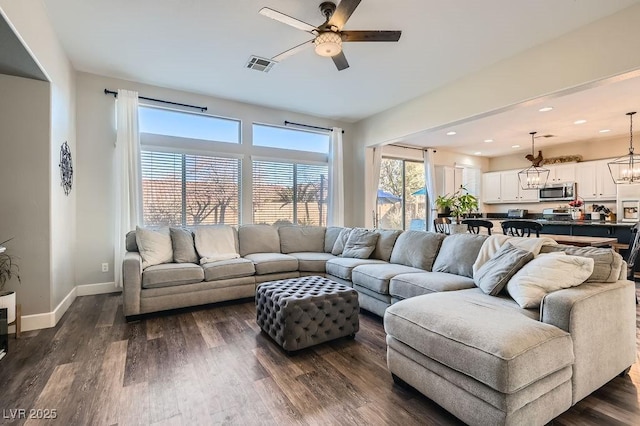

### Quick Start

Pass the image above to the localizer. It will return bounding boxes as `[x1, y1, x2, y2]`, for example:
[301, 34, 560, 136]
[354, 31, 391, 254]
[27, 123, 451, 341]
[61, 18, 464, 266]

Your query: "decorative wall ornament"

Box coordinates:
[542, 155, 583, 165]
[59, 141, 73, 196]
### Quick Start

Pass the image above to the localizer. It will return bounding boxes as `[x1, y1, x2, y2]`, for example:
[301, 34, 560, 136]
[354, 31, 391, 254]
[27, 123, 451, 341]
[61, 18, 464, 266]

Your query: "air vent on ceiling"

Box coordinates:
[246, 55, 276, 72]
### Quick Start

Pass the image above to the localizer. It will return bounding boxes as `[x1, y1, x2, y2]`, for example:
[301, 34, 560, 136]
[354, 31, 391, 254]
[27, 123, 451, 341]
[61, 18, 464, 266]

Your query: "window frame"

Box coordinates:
[251, 122, 330, 154]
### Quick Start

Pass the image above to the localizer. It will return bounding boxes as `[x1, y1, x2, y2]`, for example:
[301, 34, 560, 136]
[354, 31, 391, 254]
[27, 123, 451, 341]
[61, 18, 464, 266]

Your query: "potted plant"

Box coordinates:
[0, 239, 20, 325]
[435, 186, 479, 233]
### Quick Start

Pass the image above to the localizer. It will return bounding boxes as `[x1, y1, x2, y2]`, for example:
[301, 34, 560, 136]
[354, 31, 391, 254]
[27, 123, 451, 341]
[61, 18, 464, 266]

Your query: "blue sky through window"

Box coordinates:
[253, 124, 330, 153]
[139, 105, 240, 143]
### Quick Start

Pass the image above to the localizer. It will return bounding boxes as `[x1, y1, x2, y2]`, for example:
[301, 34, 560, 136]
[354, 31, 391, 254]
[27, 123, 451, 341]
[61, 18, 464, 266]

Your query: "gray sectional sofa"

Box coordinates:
[121, 224, 637, 426]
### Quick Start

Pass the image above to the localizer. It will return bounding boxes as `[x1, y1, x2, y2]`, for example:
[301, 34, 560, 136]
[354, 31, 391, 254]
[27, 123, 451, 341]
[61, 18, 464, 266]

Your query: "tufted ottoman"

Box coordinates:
[255, 276, 359, 352]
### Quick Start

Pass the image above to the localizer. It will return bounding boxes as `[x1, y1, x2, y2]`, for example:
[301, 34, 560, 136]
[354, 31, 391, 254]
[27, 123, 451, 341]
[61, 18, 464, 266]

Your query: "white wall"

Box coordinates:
[75, 71, 355, 286]
[0, 75, 51, 315]
[0, 0, 77, 314]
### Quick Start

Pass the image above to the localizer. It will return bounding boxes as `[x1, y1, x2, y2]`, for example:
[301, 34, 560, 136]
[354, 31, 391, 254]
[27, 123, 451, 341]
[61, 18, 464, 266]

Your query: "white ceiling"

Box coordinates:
[402, 71, 640, 157]
[42, 0, 638, 123]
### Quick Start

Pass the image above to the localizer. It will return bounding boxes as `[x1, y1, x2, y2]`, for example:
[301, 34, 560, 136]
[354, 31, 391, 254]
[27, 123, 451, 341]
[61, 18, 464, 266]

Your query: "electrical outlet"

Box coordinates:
[101, 263, 109, 272]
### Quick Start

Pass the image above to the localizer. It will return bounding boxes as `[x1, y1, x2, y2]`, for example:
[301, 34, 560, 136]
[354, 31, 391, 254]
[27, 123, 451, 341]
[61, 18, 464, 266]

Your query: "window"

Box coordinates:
[378, 158, 426, 230]
[253, 124, 330, 154]
[141, 151, 241, 226]
[252, 160, 329, 226]
[139, 105, 240, 143]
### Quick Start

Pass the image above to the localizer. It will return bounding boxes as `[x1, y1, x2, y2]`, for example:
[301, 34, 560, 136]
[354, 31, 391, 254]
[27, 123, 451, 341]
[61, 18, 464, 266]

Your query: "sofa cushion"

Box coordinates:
[136, 226, 173, 269]
[239, 224, 280, 256]
[389, 231, 445, 271]
[432, 233, 488, 278]
[331, 228, 352, 255]
[342, 228, 379, 259]
[475, 243, 534, 296]
[244, 253, 298, 275]
[384, 289, 574, 393]
[278, 226, 325, 254]
[371, 229, 402, 261]
[170, 227, 198, 264]
[352, 264, 424, 295]
[289, 252, 336, 273]
[142, 263, 204, 289]
[507, 254, 594, 309]
[195, 226, 240, 263]
[539, 244, 623, 283]
[126, 230, 138, 252]
[202, 258, 255, 281]
[326, 257, 387, 280]
[324, 227, 343, 253]
[389, 272, 476, 300]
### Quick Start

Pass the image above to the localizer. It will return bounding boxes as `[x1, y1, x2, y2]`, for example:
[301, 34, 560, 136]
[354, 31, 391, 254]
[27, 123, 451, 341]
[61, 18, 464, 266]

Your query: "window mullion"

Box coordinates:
[181, 154, 187, 226]
[293, 164, 298, 225]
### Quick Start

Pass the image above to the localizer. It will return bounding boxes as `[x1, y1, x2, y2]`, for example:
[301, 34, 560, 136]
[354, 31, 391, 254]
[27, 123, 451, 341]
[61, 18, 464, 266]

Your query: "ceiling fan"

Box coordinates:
[259, 0, 402, 71]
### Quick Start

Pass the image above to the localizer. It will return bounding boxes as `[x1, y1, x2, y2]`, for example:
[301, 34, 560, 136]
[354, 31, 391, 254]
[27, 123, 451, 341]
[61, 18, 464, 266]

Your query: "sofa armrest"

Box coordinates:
[123, 251, 143, 317]
[540, 280, 636, 403]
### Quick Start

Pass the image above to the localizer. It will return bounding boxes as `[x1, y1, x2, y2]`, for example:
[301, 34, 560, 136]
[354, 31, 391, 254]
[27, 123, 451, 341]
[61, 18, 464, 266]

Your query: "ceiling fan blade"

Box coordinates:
[259, 7, 317, 33]
[341, 30, 402, 42]
[328, 0, 361, 30]
[332, 51, 350, 71]
[272, 40, 314, 62]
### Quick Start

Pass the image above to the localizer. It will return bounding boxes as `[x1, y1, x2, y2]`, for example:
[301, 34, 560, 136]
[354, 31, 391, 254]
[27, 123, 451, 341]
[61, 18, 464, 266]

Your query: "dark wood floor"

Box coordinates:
[1, 291, 639, 426]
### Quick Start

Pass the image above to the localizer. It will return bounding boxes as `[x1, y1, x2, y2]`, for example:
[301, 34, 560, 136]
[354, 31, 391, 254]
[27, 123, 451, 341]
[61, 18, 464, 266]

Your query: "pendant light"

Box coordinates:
[608, 112, 639, 184]
[518, 131, 550, 190]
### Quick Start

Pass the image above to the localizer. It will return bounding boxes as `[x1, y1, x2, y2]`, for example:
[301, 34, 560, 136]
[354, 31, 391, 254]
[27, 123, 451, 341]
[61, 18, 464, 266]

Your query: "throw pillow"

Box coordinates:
[506, 254, 595, 308]
[474, 243, 534, 296]
[539, 244, 623, 283]
[135, 226, 173, 269]
[371, 229, 403, 261]
[324, 227, 344, 253]
[433, 233, 488, 278]
[342, 228, 380, 259]
[195, 226, 240, 265]
[170, 227, 198, 263]
[331, 228, 352, 255]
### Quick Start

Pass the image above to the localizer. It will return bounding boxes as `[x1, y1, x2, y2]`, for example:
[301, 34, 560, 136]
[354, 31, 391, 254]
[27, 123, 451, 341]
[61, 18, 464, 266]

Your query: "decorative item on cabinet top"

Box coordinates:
[543, 155, 583, 165]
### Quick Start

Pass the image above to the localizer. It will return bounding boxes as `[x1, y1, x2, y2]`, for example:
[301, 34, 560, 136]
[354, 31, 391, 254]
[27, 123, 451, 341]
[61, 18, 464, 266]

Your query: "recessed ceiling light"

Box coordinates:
[539, 107, 553, 112]
[446, 131, 457, 136]
[599, 129, 611, 133]
[474, 152, 482, 155]
[574, 119, 587, 125]
[484, 139, 494, 143]
[511, 145, 520, 148]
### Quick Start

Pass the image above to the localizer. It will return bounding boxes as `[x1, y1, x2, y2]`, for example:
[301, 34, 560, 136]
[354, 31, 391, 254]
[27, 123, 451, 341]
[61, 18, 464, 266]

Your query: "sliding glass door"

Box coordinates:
[378, 158, 426, 230]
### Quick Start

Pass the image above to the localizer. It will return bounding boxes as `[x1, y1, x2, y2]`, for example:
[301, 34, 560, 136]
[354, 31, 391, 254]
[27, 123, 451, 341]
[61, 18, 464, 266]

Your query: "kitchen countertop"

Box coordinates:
[486, 218, 636, 227]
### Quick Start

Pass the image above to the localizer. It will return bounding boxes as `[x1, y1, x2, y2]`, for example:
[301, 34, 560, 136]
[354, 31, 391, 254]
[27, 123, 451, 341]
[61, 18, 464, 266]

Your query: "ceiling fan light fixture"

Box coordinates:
[314, 32, 342, 57]
[608, 112, 640, 184]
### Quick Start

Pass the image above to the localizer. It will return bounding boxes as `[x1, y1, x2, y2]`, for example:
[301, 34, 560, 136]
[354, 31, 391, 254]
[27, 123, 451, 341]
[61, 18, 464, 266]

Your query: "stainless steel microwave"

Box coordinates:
[538, 182, 576, 201]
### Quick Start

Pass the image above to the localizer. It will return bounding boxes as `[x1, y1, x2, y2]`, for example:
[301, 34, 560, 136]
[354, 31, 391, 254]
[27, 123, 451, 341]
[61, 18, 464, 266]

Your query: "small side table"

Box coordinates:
[8, 304, 21, 338]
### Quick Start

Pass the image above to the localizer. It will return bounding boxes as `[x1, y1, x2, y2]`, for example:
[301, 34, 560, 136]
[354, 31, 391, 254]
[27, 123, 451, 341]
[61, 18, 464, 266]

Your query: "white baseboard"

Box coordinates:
[20, 286, 77, 332]
[77, 281, 120, 296]
[16, 282, 120, 333]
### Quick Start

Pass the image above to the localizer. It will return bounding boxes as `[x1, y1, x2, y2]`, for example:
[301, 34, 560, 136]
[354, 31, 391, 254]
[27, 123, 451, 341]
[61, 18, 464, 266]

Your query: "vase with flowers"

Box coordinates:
[568, 198, 584, 220]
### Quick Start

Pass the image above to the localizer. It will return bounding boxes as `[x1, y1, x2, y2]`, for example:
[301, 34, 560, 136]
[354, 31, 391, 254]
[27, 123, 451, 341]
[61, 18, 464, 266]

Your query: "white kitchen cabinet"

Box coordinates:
[575, 159, 617, 200]
[482, 172, 502, 203]
[435, 166, 463, 197]
[482, 170, 538, 203]
[547, 163, 576, 184]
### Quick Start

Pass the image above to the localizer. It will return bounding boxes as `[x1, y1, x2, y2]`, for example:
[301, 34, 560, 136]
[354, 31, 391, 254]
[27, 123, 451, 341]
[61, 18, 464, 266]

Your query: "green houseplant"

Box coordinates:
[0, 239, 20, 324]
[435, 186, 479, 226]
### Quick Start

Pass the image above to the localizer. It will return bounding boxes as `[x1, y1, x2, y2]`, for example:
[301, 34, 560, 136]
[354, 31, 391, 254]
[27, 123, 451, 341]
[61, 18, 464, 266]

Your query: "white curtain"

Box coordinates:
[328, 127, 344, 226]
[424, 149, 437, 232]
[114, 90, 142, 287]
[367, 147, 383, 228]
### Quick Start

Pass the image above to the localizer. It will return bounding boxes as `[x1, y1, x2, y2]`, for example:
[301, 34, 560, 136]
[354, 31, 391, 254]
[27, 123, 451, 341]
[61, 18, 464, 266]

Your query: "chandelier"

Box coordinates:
[518, 131, 550, 190]
[608, 112, 639, 184]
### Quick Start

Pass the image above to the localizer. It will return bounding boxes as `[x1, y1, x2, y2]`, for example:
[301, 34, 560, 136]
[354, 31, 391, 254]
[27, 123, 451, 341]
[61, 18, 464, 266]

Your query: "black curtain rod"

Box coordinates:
[103, 89, 207, 112]
[284, 120, 344, 134]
